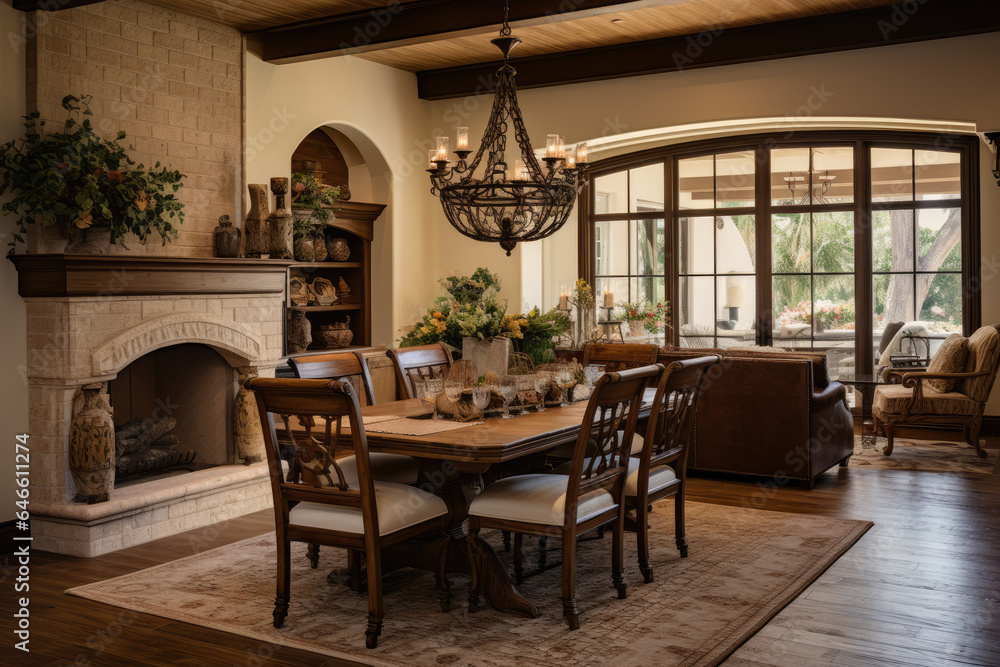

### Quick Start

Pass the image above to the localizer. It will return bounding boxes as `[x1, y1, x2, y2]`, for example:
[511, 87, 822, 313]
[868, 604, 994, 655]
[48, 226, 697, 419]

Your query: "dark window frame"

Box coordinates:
[579, 130, 981, 371]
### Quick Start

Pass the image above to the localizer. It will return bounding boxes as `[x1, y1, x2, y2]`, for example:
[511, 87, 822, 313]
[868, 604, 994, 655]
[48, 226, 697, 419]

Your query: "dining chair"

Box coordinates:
[287, 351, 421, 569]
[288, 351, 377, 405]
[625, 355, 719, 583]
[248, 377, 450, 649]
[582, 342, 660, 371]
[387, 343, 453, 400]
[466, 364, 662, 630]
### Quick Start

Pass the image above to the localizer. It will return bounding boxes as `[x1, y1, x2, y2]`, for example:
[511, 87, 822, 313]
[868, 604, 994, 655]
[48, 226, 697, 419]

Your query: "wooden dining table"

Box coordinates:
[348, 390, 656, 618]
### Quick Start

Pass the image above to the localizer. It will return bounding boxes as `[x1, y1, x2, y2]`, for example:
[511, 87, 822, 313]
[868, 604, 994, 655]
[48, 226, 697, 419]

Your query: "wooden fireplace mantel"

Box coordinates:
[9, 254, 294, 298]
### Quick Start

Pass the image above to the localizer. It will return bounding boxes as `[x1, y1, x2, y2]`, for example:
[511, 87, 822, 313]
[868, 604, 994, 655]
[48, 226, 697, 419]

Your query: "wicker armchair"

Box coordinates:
[872, 324, 1000, 457]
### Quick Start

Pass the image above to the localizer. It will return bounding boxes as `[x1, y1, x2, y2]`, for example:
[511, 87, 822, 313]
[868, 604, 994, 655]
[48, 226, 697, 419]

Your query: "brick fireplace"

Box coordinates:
[11, 254, 289, 556]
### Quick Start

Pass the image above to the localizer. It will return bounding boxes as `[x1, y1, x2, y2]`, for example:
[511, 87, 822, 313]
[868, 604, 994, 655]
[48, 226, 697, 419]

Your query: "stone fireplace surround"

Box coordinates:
[11, 254, 290, 556]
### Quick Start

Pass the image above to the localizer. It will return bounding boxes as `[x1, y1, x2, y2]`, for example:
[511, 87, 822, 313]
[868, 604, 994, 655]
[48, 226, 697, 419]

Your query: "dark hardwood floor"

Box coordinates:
[3, 439, 998, 667]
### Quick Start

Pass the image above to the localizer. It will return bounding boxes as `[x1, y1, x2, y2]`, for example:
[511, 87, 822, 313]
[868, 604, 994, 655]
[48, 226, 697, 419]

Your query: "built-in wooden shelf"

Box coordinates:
[287, 261, 363, 269]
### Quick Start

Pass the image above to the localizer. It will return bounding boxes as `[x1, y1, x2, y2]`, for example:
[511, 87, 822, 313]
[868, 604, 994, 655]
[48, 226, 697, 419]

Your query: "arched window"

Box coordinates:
[579, 131, 980, 376]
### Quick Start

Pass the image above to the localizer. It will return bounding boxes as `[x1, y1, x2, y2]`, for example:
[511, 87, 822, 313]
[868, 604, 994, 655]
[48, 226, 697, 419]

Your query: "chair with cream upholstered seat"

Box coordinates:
[466, 364, 661, 630]
[288, 351, 418, 487]
[625, 355, 719, 583]
[248, 377, 449, 649]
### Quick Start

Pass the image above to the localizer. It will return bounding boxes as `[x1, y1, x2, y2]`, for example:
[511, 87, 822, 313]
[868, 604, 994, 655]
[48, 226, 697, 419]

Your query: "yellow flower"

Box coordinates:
[74, 208, 93, 229]
[133, 190, 150, 212]
[432, 311, 444, 319]
[421, 325, 432, 334]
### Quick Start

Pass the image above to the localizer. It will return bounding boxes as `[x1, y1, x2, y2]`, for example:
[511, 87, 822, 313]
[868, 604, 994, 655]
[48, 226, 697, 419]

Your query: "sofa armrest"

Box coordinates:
[811, 381, 847, 412]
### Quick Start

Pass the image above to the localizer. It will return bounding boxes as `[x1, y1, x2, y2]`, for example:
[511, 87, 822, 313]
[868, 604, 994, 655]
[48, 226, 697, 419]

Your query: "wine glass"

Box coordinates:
[498, 376, 517, 419]
[472, 385, 491, 419]
[533, 373, 550, 412]
[556, 367, 576, 407]
[515, 375, 534, 415]
[424, 377, 444, 420]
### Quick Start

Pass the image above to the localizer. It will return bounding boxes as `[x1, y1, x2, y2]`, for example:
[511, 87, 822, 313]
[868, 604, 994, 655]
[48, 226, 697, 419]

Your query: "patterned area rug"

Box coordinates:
[851, 436, 999, 473]
[67, 502, 871, 667]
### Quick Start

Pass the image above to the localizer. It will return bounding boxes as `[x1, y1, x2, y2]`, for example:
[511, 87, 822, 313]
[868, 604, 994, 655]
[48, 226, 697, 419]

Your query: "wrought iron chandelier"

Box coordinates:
[428, 2, 588, 256]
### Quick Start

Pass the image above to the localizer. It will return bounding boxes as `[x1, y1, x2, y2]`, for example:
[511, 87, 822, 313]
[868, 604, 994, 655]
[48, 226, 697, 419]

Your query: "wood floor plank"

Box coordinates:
[10, 437, 999, 667]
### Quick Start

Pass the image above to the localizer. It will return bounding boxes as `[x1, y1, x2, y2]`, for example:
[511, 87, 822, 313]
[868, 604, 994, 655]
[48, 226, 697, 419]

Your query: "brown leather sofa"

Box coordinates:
[657, 347, 854, 488]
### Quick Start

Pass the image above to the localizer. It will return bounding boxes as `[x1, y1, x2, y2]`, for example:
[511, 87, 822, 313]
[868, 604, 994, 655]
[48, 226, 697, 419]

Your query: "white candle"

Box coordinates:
[603, 289, 614, 308]
[456, 127, 469, 151]
[546, 134, 559, 157]
[576, 141, 588, 164]
[428, 149, 438, 169]
[513, 159, 527, 180]
[555, 135, 565, 158]
[435, 136, 449, 161]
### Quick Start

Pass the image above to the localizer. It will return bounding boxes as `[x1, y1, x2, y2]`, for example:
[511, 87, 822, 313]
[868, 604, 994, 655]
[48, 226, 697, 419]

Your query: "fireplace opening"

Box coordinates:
[107, 343, 235, 483]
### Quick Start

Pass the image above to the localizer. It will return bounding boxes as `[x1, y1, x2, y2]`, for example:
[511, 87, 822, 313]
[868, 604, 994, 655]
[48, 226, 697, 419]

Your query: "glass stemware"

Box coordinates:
[584, 364, 604, 388]
[533, 373, 550, 412]
[498, 376, 517, 419]
[515, 375, 534, 415]
[556, 367, 576, 407]
[472, 385, 491, 419]
[424, 377, 444, 420]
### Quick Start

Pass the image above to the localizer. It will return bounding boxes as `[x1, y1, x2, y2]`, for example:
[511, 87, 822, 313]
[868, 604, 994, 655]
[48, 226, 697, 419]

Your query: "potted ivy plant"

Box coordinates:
[290, 172, 341, 224]
[0, 94, 185, 254]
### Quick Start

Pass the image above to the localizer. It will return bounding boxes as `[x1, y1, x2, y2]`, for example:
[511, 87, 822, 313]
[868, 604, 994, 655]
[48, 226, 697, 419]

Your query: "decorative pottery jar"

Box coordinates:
[327, 237, 350, 261]
[315, 318, 353, 348]
[213, 215, 241, 257]
[69, 383, 115, 503]
[244, 184, 270, 258]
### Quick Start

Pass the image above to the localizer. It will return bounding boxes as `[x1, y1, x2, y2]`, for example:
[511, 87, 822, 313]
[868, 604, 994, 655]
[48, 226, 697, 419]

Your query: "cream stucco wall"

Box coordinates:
[244, 52, 444, 346]
[0, 0, 28, 524]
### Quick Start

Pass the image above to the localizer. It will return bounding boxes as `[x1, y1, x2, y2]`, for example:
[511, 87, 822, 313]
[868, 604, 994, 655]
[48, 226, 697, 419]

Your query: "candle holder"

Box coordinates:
[598, 306, 624, 342]
[455, 150, 472, 161]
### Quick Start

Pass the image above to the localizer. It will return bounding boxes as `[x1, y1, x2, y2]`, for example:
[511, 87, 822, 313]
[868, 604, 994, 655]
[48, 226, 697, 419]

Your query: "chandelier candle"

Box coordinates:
[427, 0, 588, 256]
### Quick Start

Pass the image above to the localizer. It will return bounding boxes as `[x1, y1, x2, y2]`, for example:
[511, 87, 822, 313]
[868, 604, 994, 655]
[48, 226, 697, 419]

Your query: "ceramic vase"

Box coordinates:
[213, 215, 242, 257]
[268, 177, 294, 260]
[313, 236, 328, 262]
[294, 237, 315, 262]
[233, 366, 265, 464]
[65, 227, 112, 254]
[69, 383, 115, 504]
[287, 309, 312, 353]
[244, 184, 270, 258]
[327, 237, 350, 262]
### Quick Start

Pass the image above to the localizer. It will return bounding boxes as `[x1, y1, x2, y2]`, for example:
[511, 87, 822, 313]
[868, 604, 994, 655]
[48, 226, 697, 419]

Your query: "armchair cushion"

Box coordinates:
[468, 474, 614, 526]
[961, 325, 1000, 402]
[873, 384, 979, 418]
[924, 334, 969, 393]
[288, 481, 447, 536]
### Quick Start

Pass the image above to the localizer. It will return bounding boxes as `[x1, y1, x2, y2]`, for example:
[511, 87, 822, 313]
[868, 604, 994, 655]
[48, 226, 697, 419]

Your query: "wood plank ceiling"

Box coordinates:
[88, 0, 1000, 98]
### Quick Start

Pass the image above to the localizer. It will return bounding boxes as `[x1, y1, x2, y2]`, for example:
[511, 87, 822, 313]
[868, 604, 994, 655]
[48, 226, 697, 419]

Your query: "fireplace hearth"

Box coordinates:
[10, 254, 292, 556]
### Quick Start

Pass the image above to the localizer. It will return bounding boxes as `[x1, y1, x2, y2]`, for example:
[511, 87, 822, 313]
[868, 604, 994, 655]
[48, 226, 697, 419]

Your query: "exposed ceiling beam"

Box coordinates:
[13, 0, 102, 11]
[251, 0, 687, 64]
[416, 0, 1000, 99]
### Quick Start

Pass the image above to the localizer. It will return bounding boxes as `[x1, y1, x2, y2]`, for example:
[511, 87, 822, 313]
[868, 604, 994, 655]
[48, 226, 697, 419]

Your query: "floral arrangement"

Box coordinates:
[617, 300, 672, 333]
[779, 300, 855, 329]
[399, 268, 569, 365]
[291, 172, 341, 224]
[570, 278, 595, 308]
[0, 94, 184, 251]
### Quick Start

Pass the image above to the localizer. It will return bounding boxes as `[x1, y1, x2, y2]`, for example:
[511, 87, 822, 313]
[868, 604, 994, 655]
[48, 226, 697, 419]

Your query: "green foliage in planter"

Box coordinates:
[291, 172, 341, 224]
[0, 94, 185, 252]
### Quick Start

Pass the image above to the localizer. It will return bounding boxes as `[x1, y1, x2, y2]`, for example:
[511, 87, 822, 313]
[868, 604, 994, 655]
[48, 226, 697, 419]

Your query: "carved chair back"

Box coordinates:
[248, 378, 380, 538]
[288, 351, 377, 406]
[562, 364, 662, 526]
[638, 356, 720, 485]
[387, 343, 453, 399]
[582, 343, 660, 372]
